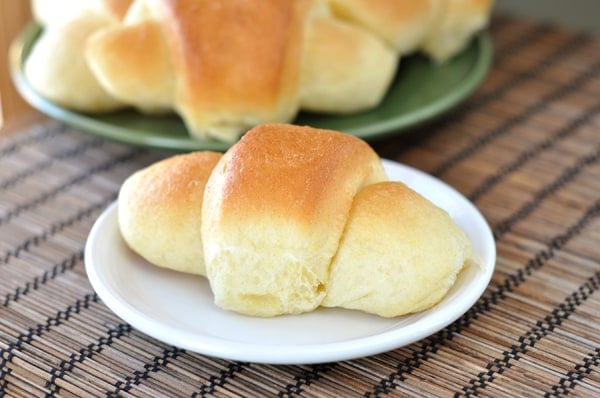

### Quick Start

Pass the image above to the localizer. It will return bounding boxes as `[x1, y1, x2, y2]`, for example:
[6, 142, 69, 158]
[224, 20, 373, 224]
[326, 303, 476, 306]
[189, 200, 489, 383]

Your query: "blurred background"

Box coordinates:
[1, 0, 599, 135]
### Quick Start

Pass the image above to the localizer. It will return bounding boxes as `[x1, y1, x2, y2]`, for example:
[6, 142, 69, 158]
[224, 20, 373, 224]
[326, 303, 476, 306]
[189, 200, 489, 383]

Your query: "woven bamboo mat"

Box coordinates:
[1, 14, 599, 397]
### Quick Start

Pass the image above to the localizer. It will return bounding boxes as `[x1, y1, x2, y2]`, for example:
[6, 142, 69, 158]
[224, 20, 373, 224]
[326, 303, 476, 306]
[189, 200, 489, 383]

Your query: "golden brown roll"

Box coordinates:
[421, 0, 493, 62]
[300, 16, 398, 113]
[118, 151, 222, 276]
[86, 0, 317, 142]
[201, 123, 388, 316]
[27, 0, 492, 143]
[327, 0, 493, 62]
[86, 20, 175, 114]
[117, 123, 474, 318]
[84, 0, 399, 142]
[323, 181, 472, 317]
[25, 9, 125, 112]
[31, 0, 132, 27]
[327, 0, 444, 55]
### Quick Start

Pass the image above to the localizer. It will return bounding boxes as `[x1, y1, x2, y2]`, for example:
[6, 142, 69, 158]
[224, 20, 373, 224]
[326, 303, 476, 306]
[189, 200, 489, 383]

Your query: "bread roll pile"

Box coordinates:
[26, 0, 492, 142]
[118, 123, 474, 317]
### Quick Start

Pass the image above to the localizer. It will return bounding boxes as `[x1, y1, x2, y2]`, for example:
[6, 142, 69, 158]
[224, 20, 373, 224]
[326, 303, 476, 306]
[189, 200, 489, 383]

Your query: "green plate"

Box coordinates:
[10, 22, 492, 152]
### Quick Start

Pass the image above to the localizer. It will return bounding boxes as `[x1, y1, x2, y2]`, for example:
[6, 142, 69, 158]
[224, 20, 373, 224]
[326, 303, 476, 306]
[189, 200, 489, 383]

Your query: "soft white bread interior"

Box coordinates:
[323, 181, 472, 317]
[201, 123, 388, 316]
[118, 151, 222, 276]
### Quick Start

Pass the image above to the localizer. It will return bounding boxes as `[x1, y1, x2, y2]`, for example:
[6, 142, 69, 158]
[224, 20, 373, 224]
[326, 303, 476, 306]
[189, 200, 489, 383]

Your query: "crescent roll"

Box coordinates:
[118, 123, 474, 318]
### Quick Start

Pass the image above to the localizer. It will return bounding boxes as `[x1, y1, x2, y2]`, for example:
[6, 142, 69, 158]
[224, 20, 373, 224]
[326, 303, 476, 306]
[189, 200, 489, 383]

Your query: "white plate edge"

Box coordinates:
[84, 159, 497, 364]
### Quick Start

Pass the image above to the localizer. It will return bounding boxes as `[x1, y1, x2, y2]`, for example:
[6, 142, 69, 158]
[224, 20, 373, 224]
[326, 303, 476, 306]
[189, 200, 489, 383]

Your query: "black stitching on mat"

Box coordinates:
[492, 20, 555, 59]
[485, 24, 587, 97]
[0, 293, 99, 393]
[2, 250, 83, 307]
[494, 146, 600, 238]
[364, 199, 600, 397]
[192, 361, 249, 397]
[105, 346, 182, 397]
[0, 193, 116, 265]
[430, 56, 600, 177]
[468, 104, 600, 202]
[0, 148, 143, 226]
[276, 153, 600, 397]
[88, 26, 598, 397]
[44, 323, 132, 397]
[544, 347, 600, 397]
[486, 14, 517, 40]
[468, 30, 590, 113]
[279, 35, 591, 396]
[0, 123, 64, 159]
[0, 136, 103, 191]
[278, 363, 336, 397]
[386, 32, 591, 161]
[276, 152, 600, 396]
[2, 24, 592, 397]
[458, 272, 600, 397]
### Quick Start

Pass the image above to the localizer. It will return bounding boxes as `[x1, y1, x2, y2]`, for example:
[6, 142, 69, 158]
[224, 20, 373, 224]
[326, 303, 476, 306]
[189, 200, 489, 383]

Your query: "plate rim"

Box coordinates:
[84, 159, 496, 364]
[11, 21, 493, 152]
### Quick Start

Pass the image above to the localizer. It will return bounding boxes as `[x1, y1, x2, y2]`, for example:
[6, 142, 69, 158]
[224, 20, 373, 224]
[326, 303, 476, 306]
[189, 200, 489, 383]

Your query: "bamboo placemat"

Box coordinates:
[1, 14, 599, 397]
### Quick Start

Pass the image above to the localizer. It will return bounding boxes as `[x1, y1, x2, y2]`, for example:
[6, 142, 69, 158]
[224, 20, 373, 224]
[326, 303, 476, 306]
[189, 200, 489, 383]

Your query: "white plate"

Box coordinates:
[84, 159, 496, 364]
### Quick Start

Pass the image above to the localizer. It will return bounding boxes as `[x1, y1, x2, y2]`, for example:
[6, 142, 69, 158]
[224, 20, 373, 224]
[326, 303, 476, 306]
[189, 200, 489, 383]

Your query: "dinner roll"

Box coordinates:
[25, 10, 124, 112]
[118, 151, 222, 276]
[117, 123, 475, 318]
[323, 181, 472, 317]
[327, 0, 444, 55]
[327, 0, 493, 62]
[86, 20, 175, 114]
[201, 123, 388, 316]
[87, 0, 318, 142]
[31, 0, 132, 27]
[300, 16, 398, 113]
[421, 0, 493, 62]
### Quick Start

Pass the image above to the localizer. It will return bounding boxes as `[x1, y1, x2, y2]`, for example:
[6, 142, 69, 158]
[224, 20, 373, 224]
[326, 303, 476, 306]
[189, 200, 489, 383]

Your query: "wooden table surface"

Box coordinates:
[0, 1, 34, 131]
[0, 13, 599, 398]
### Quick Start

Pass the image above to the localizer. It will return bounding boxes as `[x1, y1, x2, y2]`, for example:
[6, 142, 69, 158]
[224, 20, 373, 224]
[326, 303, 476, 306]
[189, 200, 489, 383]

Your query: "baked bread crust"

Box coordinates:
[327, 0, 444, 54]
[86, 0, 317, 142]
[118, 123, 474, 317]
[86, 20, 174, 113]
[328, 0, 493, 62]
[118, 151, 222, 276]
[422, 0, 493, 62]
[27, 0, 492, 142]
[323, 181, 472, 317]
[201, 123, 388, 316]
[25, 10, 125, 112]
[300, 17, 397, 113]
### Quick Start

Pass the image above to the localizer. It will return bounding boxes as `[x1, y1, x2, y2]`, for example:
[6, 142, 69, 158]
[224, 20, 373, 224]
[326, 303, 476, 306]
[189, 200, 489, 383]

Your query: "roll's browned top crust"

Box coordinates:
[161, 0, 313, 141]
[205, 123, 386, 225]
[119, 151, 222, 276]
